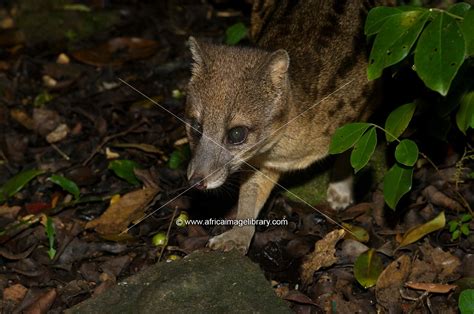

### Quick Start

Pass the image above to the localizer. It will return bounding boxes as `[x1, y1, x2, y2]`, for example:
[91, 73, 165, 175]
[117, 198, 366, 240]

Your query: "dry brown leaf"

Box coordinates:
[10, 109, 34, 130]
[300, 229, 345, 285]
[46, 123, 69, 143]
[422, 185, 465, 212]
[72, 37, 159, 66]
[0, 204, 21, 219]
[405, 281, 457, 293]
[376, 255, 412, 312]
[85, 187, 159, 235]
[3, 283, 28, 304]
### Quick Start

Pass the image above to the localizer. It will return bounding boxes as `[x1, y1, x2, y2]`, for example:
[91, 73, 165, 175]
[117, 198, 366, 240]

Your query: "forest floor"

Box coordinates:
[0, 1, 473, 313]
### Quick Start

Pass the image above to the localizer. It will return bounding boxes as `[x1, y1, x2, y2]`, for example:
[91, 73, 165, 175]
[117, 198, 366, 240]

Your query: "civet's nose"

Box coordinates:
[188, 175, 207, 190]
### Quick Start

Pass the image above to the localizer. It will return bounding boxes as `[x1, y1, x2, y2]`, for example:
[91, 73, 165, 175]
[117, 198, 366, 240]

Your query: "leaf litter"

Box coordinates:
[0, 1, 472, 313]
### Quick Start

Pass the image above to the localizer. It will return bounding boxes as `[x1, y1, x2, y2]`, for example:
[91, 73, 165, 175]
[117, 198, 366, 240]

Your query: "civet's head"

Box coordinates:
[185, 37, 290, 189]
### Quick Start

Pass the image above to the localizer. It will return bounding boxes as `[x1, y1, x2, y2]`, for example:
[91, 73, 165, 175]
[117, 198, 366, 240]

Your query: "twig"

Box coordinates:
[158, 206, 179, 263]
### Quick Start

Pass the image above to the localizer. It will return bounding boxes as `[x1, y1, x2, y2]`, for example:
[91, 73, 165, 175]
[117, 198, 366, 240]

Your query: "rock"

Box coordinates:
[67, 251, 290, 314]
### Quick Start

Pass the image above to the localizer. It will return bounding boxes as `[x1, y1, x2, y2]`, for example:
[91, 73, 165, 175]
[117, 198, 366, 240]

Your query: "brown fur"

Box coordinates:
[185, 0, 386, 253]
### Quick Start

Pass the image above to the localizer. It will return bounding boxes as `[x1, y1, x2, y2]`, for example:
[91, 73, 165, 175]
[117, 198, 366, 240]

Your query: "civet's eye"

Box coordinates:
[227, 126, 248, 145]
[190, 120, 202, 138]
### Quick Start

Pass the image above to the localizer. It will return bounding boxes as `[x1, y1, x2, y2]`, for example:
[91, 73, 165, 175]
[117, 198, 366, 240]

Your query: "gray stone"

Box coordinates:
[67, 250, 291, 314]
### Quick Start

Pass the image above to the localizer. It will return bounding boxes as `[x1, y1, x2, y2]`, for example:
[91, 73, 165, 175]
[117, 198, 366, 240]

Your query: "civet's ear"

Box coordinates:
[188, 36, 208, 75]
[265, 49, 290, 86]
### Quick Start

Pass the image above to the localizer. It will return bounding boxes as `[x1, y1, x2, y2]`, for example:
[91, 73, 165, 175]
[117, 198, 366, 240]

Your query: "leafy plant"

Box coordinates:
[459, 289, 474, 314]
[448, 213, 472, 241]
[330, 2, 474, 210]
[108, 159, 141, 185]
[225, 22, 248, 45]
[0, 169, 45, 203]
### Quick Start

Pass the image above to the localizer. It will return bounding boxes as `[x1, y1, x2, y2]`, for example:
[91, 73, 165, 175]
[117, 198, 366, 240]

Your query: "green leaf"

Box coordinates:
[395, 139, 419, 166]
[328, 123, 371, 154]
[383, 163, 413, 210]
[384, 103, 417, 142]
[48, 175, 80, 200]
[448, 220, 459, 232]
[461, 214, 472, 223]
[168, 145, 191, 169]
[108, 160, 141, 185]
[452, 229, 461, 241]
[456, 91, 474, 134]
[350, 127, 377, 173]
[365, 7, 403, 36]
[367, 10, 430, 80]
[459, 289, 474, 314]
[45, 216, 56, 260]
[225, 22, 248, 46]
[461, 11, 474, 56]
[414, 13, 465, 96]
[0, 169, 45, 203]
[353, 249, 384, 289]
[399, 211, 445, 247]
[447, 3, 471, 16]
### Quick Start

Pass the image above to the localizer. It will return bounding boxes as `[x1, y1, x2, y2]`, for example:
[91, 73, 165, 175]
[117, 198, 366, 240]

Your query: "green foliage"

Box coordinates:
[384, 163, 413, 210]
[384, 102, 416, 142]
[366, 3, 472, 96]
[168, 145, 191, 170]
[225, 22, 248, 45]
[48, 175, 80, 200]
[459, 289, 474, 314]
[330, 2, 474, 210]
[45, 216, 56, 260]
[395, 139, 419, 167]
[108, 159, 141, 185]
[0, 169, 45, 203]
[353, 249, 383, 289]
[448, 213, 472, 241]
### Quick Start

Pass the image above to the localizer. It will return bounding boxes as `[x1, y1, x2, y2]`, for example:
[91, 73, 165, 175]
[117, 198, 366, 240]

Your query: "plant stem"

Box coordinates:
[429, 8, 464, 20]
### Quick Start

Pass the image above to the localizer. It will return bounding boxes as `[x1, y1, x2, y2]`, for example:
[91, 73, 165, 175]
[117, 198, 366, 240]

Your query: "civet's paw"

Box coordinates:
[208, 227, 254, 255]
[326, 177, 354, 210]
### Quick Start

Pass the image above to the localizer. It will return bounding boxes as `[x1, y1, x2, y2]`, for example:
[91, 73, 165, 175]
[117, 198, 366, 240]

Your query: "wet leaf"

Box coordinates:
[108, 159, 141, 185]
[365, 7, 403, 36]
[48, 175, 80, 200]
[354, 248, 384, 289]
[225, 22, 248, 45]
[350, 127, 377, 173]
[414, 12, 465, 96]
[0, 169, 44, 203]
[395, 139, 419, 166]
[329, 123, 371, 154]
[399, 211, 445, 247]
[367, 9, 429, 80]
[383, 163, 413, 210]
[459, 289, 474, 314]
[385, 103, 416, 142]
[456, 91, 474, 134]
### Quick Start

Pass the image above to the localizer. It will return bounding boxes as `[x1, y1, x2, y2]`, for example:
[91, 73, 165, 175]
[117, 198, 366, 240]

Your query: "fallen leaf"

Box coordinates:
[300, 229, 345, 285]
[10, 109, 34, 130]
[32, 108, 61, 136]
[0, 204, 21, 219]
[376, 255, 412, 312]
[85, 187, 159, 235]
[3, 283, 28, 304]
[398, 211, 445, 248]
[405, 281, 457, 293]
[342, 222, 369, 242]
[422, 186, 465, 212]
